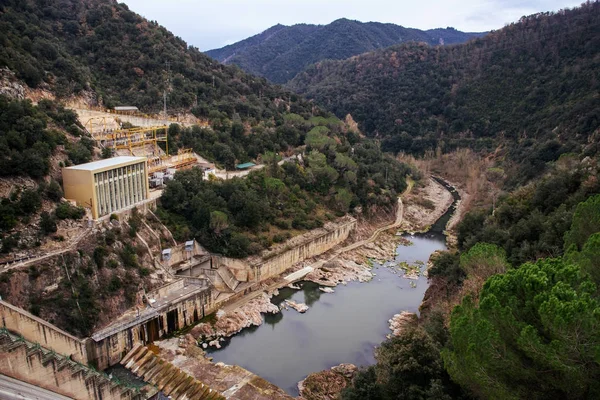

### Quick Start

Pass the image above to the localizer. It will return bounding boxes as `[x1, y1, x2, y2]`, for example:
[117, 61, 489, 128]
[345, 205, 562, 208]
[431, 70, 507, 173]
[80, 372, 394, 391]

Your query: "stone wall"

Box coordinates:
[0, 300, 88, 363]
[221, 216, 357, 282]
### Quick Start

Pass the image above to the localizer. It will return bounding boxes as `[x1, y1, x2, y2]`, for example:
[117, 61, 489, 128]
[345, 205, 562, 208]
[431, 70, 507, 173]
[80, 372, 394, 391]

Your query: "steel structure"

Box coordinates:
[84, 117, 198, 176]
[148, 149, 197, 174]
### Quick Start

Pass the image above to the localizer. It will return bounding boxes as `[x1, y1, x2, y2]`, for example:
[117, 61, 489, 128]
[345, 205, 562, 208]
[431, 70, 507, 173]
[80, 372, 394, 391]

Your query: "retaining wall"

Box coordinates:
[220, 217, 357, 281]
[0, 300, 88, 363]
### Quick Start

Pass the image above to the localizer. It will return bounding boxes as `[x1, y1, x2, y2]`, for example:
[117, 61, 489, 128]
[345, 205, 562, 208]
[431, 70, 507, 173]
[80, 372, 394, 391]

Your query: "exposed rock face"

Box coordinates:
[388, 311, 418, 337]
[285, 300, 309, 313]
[297, 363, 358, 400]
[305, 259, 372, 287]
[0, 68, 25, 100]
[191, 292, 280, 341]
[401, 177, 454, 232]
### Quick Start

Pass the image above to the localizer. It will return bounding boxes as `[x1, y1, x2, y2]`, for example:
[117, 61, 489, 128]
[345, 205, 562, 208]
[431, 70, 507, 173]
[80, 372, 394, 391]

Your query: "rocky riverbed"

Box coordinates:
[297, 363, 358, 400]
[154, 335, 293, 400]
[166, 175, 459, 399]
[388, 311, 418, 337]
[190, 292, 280, 345]
[401, 177, 454, 233]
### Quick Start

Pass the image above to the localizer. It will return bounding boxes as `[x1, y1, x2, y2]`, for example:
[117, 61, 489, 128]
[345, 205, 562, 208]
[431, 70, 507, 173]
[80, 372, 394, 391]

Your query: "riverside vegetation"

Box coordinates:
[330, 4, 600, 400]
[159, 115, 409, 257]
[0, 0, 599, 398]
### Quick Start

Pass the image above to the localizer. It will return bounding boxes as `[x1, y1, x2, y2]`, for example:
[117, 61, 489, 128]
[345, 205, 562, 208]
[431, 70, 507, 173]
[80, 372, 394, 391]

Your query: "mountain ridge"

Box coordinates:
[206, 19, 486, 83]
[288, 3, 600, 183]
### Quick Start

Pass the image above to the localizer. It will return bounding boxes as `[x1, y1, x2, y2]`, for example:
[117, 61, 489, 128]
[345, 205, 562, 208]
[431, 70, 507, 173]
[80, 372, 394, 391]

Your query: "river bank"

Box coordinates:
[154, 335, 293, 400]
[294, 177, 461, 399]
[152, 175, 458, 398]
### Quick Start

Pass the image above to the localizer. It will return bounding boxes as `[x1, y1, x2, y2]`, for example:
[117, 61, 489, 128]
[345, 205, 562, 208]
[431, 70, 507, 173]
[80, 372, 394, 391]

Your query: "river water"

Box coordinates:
[208, 180, 459, 396]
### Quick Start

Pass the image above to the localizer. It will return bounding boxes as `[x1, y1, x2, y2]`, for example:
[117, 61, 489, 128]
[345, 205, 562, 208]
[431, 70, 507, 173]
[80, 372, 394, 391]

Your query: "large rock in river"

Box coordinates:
[297, 363, 358, 400]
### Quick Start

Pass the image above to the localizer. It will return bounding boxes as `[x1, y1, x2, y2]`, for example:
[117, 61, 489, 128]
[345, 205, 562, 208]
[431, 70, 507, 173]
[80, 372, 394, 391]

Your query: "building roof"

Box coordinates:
[64, 156, 147, 172]
[235, 162, 256, 169]
[113, 106, 139, 111]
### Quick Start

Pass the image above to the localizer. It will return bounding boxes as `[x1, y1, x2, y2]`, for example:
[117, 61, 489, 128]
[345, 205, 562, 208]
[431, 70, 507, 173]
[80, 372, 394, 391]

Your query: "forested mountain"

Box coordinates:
[0, 0, 314, 117]
[0, 0, 412, 259]
[290, 3, 600, 184]
[206, 19, 485, 83]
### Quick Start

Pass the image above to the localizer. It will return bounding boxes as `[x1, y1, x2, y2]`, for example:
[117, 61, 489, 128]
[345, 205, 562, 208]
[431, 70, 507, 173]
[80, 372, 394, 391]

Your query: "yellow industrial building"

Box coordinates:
[62, 156, 149, 219]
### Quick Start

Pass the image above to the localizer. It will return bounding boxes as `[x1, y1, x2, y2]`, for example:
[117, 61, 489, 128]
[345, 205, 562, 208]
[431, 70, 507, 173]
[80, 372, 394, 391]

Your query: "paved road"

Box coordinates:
[0, 374, 72, 400]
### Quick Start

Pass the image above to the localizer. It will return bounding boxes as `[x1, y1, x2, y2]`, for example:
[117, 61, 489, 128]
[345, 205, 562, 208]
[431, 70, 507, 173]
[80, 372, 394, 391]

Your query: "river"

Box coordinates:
[207, 179, 460, 396]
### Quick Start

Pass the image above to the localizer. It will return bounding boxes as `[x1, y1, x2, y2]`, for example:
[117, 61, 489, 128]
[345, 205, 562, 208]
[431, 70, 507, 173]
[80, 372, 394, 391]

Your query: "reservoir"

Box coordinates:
[207, 179, 459, 395]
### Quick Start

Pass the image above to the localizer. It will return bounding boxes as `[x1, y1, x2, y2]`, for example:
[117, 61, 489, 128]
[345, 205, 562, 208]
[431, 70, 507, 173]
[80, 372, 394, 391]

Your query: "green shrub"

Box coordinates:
[55, 202, 85, 220]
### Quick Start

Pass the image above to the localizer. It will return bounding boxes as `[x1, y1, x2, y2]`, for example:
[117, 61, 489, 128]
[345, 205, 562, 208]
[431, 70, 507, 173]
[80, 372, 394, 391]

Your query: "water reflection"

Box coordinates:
[302, 282, 323, 306]
[265, 310, 283, 327]
[205, 178, 461, 396]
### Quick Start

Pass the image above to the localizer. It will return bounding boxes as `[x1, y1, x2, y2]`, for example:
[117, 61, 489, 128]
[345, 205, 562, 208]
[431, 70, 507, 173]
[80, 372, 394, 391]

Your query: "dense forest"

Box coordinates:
[2, 0, 600, 394]
[0, 0, 314, 119]
[160, 114, 409, 257]
[206, 19, 485, 83]
[0, 95, 88, 252]
[334, 3, 600, 399]
[343, 156, 600, 399]
[0, 0, 413, 258]
[290, 2, 600, 184]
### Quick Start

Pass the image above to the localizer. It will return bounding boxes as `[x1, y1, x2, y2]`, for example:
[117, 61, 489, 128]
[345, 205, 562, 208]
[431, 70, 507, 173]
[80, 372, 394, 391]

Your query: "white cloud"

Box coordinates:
[122, 0, 584, 50]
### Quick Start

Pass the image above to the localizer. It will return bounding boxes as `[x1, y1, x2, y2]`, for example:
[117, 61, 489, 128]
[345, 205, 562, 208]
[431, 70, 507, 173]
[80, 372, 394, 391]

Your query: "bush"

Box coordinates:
[55, 202, 85, 220]
[40, 212, 57, 235]
[93, 246, 108, 268]
[45, 180, 63, 201]
[108, 275, 122, 292]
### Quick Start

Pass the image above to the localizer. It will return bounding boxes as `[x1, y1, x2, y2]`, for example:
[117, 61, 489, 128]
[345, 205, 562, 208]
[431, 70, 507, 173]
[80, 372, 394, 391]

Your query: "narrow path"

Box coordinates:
[334, 178, 413, 255]
[1, 227, 92, 272]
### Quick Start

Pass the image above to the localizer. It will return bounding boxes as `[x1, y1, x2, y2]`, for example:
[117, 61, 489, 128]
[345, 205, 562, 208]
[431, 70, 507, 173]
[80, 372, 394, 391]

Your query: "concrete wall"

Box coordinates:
[220, 217, 357, 282]
[89, 287, 212, 370]
[95, 198, 157, 224]
[0, 342, 139, 400]
[0, 300, 88, 363]
[62, 167, 94, 214]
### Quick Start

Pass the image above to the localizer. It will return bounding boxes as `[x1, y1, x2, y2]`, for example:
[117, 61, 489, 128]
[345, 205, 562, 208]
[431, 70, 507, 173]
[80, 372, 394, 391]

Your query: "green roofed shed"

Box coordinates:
[236, 162, 256, 170]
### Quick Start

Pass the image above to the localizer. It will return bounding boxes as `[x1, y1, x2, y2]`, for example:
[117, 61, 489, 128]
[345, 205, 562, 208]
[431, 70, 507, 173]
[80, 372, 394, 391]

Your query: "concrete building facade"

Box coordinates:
[62, 156, 149, 219]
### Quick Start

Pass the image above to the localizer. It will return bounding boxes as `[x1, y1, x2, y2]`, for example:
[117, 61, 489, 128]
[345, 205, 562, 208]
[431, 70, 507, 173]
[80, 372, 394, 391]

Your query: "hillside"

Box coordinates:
[0, 0, 412, 259]
[0, 0, 314, 118]
[290, 3, 600, 184]
[0, 0, 414, 335]
[206, 19, 485, 83]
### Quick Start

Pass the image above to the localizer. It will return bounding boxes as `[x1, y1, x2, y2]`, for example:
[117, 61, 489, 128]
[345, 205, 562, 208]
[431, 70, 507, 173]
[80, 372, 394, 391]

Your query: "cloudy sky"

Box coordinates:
[122, 0, 583, 51]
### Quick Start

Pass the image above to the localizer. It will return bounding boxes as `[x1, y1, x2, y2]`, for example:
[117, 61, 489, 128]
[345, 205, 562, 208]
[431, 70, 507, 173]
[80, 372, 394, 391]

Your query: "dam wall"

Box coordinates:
[89, 279, 213, 370]
[0, 329, 143, 400]
[0, 300, 88, 363]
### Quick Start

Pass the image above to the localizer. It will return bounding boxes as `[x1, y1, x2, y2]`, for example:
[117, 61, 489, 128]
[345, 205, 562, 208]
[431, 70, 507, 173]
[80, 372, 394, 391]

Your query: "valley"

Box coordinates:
[0, 0, 599, 399]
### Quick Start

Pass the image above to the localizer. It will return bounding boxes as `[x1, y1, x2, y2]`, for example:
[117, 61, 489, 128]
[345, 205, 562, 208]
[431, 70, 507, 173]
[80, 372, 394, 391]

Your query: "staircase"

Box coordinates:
[121, 344, 225, 400]
[217, 266, 240, 292]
